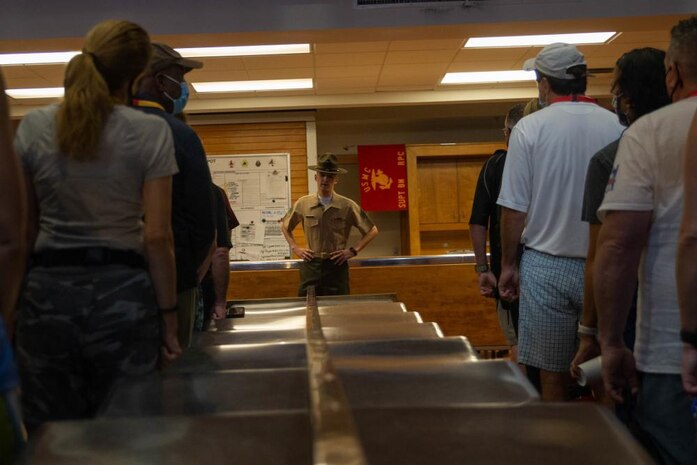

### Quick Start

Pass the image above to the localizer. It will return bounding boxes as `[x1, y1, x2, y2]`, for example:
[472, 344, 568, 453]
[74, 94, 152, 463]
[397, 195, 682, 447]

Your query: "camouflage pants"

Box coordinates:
[298, 259, 349, 296]
[16, 265, 160, 433]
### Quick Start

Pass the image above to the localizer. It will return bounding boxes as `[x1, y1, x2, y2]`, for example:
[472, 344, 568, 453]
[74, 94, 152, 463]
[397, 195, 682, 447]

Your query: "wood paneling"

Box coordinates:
[194, 121, 310, 250]
[406, 143, 504, 255]
[228, 263, 506, 347]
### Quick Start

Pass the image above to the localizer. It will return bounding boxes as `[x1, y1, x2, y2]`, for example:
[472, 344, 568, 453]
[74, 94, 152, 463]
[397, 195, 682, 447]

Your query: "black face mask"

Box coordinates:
[612, 94, 630, 127]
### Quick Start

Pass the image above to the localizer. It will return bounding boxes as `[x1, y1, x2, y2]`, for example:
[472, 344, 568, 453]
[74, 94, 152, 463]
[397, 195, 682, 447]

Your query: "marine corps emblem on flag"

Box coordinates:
[358, 145, 408, 211]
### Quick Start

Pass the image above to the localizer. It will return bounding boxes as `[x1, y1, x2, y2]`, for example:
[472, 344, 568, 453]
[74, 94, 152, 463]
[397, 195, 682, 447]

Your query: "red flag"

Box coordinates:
[358, 144, 408, 211]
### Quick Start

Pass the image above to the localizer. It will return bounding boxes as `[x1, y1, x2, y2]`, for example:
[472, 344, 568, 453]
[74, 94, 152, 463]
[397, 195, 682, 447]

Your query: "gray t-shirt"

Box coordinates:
[15, 104, 177, 254]
[581, 138, 621, 225]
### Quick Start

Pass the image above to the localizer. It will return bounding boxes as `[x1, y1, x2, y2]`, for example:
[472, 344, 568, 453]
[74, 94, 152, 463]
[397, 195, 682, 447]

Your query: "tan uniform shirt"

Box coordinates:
[282, 192, 375, 254]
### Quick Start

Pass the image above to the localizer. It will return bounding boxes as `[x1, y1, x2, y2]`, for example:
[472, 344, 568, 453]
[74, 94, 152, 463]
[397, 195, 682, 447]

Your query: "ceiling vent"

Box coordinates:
[355, 0, 478, 8]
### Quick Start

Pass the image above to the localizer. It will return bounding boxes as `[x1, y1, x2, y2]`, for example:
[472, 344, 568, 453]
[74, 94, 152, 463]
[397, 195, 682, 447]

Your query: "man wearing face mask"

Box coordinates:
[595, 17, 697, 464]
[133, 43, 215, 348]
[497, 43, 624, 401]
[571, 48, 671, 392]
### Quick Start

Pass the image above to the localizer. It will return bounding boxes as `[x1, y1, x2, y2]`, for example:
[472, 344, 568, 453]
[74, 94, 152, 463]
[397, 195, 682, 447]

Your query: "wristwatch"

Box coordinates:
[680, 329, 697, 348]
[475, 264, 489, 273]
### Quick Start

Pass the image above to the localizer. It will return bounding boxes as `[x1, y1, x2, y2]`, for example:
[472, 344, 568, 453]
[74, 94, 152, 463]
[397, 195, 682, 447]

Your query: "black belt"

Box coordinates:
[32, 247, 146, 269]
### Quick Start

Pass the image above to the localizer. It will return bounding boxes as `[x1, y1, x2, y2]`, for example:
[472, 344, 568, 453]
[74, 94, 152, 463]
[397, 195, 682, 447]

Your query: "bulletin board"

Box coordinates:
[208, 153, 291, 261]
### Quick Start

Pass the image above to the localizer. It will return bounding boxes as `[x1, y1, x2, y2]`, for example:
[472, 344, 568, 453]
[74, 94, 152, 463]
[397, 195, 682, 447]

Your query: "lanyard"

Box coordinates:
[131, 99, 165, 111]
[550, 95, 597, 105]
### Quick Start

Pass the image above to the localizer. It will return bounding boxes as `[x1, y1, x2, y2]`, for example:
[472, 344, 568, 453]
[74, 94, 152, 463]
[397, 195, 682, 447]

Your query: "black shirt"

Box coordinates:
[469, 149, 507, 279]
[135, 102, 215, 292]
[582, 139, 620, 225]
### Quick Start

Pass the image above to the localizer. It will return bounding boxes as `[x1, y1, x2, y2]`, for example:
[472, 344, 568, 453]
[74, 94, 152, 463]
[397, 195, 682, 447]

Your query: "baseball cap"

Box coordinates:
[523, 43, 586, 80]
[148, 43, 203, 74]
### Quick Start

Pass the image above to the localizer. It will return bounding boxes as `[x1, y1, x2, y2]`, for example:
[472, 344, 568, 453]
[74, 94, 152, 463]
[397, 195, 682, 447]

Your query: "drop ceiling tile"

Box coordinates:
[446, 61, 520, 72]
[29, 64, 66, 82]
[315, 86, 375, 95]
[246, 68, 313, 79]
[315, 65, 381, 79]
[1, 65, 37, 79]
[388, 38, 464, 51]
[379, 64, 447, 86]
[454, 48, 529, 63]
[195, 57, 246, 71]
[315, 75, 379, 90]
[5, 77, 54, 88]
[242, 54, 314, 69]
[190, 70, 250, 81]
[315, 52, 386, 67]
[375, 85, 434, 92]
[314, 42, 389, 54]
[384, 49, 458, 65]
[611, 30, 668, 44]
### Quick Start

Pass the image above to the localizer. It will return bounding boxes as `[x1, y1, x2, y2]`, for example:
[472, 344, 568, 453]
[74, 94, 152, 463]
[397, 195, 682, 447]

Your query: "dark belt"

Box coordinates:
[32, 247, 146, 269]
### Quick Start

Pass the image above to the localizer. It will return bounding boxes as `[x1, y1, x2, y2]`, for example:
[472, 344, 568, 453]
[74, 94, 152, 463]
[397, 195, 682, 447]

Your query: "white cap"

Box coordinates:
[523, 43, 587, 80]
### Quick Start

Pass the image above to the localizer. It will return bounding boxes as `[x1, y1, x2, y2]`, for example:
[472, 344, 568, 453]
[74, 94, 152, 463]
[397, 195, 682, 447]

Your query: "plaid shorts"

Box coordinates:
[517, 248, 584, 372]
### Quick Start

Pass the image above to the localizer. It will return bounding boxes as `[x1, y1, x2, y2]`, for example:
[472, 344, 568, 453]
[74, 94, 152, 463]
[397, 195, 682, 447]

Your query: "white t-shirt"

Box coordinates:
[497, 101, 623, 257]
[598, 96, 697, 374]
[15, 104, 177, 255]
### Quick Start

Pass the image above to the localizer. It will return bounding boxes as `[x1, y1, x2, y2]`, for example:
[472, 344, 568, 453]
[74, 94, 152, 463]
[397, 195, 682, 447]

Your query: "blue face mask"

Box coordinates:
[162, 74, 189, 114]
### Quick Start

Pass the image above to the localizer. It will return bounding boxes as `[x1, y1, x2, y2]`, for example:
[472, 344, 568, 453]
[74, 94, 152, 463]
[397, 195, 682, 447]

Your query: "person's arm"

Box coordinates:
[469, 157, 497, 298]
[281, 209, 314, 261]
[498, 207, 526, 302]
[677, 111, 697, 394]
[571, 223, 601, 378]
[0, 70, 27, 326]
[196, 231, 216, 283]
[330, 225, 379, 265]
[210, 245, 231, 319]
[142, 176, 181, 364]
[594, 210, 651, 403]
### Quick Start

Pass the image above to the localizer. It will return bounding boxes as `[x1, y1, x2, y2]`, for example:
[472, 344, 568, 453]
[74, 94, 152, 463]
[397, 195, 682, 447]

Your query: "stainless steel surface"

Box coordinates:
[228, 294, 397, 309]
[304, 287, 368, 465]
[24, 404, 652, 465]
[194, 322, 443, 347]
[338, 360, 538, 408]
[22, 412, 312, 465]
[234, 301, 408, 317]
[352, 404, 655, 465]
[170, 343, 308, 372]
[100, 369, 309, 417]
[211, 311, 421, 332]
[100, 360, 536, 417]
[230, 253, 475, 271]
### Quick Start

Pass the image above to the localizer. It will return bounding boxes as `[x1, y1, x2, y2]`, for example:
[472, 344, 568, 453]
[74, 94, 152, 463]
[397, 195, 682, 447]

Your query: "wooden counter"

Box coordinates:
[228, 259, 506, 347]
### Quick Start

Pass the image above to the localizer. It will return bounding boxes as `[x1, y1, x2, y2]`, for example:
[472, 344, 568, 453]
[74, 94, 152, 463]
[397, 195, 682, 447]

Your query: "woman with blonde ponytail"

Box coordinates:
[13, 19, 181, 433]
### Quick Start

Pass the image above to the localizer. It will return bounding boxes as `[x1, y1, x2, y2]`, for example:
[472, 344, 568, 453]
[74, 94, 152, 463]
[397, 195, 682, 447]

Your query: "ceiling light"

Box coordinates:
[177, 43, 310, 58]
[0, 51, 79, 66]
[193, 78, 313, 93]
[6, 87, 64, 99]
[465, 32, 617, 48]
[0, 43, 310, 66]
[441, 70, 535, 85]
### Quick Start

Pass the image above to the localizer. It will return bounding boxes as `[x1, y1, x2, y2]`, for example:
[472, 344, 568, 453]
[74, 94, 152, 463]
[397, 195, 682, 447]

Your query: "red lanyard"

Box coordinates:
[550, 95, 598, 104]
[131, 99, 165, 111]
[688, 91, 697, 98]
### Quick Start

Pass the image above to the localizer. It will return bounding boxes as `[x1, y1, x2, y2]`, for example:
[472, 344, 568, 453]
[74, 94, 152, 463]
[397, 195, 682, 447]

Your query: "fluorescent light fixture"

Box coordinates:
[176, 43, 310, 58]
[193, 78, 313, 93]
[6, 87, 64, 99]
[465, 32, 617, 48]
[0, 43, 310, 66]
[0, 51, 79, 66]
[441, 70, 535, 85]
